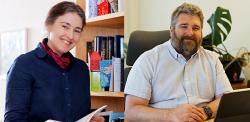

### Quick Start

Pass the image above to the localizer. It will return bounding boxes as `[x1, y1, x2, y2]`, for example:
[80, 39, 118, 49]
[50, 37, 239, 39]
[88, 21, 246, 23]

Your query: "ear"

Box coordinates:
[170, 26, 174, 33]
[170, 26, 174, 37]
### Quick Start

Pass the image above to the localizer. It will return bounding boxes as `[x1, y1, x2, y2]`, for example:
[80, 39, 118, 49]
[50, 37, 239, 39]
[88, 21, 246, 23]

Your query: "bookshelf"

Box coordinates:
[86, 11, 124, 28]
[76, 0, 125, 112]
[91, 92, 124, 112]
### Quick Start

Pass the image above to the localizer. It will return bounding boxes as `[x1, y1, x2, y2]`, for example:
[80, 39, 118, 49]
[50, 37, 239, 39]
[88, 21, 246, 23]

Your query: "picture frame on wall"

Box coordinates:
[0, 28, 28, 80]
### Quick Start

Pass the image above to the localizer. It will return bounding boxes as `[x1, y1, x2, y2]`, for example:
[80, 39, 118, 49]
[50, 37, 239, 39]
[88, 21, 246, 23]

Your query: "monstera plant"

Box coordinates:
[202, 7, 242, 82]
[202, 7, 232, 59]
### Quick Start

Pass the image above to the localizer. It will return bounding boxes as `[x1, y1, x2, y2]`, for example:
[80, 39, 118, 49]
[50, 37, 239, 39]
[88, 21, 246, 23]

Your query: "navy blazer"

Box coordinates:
[5, 42, 91, 122]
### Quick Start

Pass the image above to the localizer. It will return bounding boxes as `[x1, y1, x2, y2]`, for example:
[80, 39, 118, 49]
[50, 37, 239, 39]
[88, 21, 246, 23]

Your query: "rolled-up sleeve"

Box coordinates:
[5, 57, 33, 122]
[124, 52, 154, 100]
[215, 58, 233, 96]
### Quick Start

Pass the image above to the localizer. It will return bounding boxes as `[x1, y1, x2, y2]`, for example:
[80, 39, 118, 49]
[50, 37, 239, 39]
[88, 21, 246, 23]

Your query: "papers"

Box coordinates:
[76, 105, 107, 122]
[45, 105, 107, 122]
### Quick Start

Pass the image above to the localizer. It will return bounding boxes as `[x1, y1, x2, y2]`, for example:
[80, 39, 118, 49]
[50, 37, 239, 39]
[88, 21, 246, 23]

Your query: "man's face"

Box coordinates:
[170, 13, 202, 56]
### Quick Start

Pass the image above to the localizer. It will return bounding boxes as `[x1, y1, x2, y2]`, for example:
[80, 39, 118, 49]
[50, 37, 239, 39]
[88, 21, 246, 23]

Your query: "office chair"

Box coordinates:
[124, 30, 171, 82]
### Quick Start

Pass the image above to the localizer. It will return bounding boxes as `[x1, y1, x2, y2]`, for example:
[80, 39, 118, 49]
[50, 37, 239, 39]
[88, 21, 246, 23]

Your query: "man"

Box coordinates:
[124, 3, 233, 122]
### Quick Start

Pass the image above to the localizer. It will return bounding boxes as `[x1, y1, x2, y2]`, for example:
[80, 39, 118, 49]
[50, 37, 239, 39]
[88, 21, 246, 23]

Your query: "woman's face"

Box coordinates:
[46, 12, 83, 56]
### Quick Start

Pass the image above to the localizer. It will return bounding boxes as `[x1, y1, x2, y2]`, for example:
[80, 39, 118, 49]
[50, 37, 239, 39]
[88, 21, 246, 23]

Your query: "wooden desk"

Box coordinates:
[231, 81, 248, 90]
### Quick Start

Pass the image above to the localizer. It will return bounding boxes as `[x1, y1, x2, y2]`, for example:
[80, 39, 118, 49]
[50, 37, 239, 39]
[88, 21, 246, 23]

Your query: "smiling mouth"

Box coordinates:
[64, 40, 72, 45]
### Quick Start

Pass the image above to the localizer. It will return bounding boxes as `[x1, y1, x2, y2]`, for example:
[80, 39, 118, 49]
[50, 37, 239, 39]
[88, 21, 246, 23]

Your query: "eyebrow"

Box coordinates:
[60, 22, 82, 31]
[179, 23, 201, 28]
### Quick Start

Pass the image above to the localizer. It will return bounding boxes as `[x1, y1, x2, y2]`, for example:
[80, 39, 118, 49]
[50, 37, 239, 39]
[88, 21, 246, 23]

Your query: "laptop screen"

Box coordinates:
[215, 88, 250, 122]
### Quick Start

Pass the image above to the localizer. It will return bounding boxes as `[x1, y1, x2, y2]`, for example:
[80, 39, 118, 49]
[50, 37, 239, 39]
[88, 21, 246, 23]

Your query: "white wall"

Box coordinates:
[0, 0, 74, 119]
[126, 0, 250, 55]
[124, 0, 139, 44]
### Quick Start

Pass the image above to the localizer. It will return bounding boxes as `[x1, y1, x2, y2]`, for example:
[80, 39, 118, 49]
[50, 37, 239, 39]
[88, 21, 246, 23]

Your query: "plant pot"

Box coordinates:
[221, 59, 242, 83]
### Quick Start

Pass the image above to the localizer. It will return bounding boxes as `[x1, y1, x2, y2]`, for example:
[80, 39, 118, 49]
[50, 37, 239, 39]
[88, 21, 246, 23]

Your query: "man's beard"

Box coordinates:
[172, 31, 201, 56]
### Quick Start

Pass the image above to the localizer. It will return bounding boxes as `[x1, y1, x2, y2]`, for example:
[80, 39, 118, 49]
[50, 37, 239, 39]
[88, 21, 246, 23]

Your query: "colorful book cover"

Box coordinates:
[90, 71, 102, 92]
[99, 60, 112, 90]
[90, 51, 102, 71]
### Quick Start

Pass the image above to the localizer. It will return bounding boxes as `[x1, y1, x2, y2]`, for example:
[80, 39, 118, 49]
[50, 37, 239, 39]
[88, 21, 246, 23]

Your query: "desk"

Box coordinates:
[231, 81, 247, 90]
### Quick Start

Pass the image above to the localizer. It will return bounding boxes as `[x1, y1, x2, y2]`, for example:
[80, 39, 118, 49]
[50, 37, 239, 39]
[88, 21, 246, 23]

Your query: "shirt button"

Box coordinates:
[65, 88, 69, 90]
[62, 73, 65, 75]
[67, 104, 71, 107]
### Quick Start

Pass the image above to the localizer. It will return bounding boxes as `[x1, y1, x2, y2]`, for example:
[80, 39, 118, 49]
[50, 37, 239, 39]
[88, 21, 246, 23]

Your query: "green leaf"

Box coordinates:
[207, 7, 232, 46]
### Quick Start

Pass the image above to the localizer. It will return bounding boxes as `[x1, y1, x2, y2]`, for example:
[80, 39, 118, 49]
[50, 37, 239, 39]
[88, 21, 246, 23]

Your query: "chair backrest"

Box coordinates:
[124, 30, 171, 82]
[126, 30, 171, 66]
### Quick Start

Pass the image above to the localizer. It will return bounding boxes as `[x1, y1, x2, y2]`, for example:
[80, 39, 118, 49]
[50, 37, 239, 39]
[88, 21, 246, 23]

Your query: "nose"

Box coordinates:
[185, 27, 194, 36]
[67, 29, 74, 40]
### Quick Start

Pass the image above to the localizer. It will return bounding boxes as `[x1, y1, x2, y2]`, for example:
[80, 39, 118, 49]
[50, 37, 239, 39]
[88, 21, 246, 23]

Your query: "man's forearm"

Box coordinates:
[206, 96, 221, 118]
[125, 104, 174, 122]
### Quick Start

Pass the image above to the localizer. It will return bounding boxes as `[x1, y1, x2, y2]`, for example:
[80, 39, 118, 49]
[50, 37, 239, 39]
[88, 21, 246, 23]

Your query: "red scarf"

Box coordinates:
[42, 39, 71, 69]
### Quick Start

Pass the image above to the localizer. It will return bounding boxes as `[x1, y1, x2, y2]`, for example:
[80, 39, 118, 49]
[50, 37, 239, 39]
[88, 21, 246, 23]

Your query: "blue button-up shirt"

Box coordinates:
[5, 43, 91, 122]
[125, 40, 233, 108]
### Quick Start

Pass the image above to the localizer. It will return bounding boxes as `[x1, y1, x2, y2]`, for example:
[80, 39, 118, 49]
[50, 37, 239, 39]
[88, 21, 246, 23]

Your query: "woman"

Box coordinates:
[4, 1, 104, 122]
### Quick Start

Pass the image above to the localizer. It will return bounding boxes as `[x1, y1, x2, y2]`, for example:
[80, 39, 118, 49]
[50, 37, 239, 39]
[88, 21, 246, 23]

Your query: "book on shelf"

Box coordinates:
[109, 112, 124, 122]
[100, 60, 112, 91]
[106, 36, 114, 60]
[120, 58, 125, 91]
[86, 0, 123, 19]
[108, 0, 118, 13]
[90, 71, 102, 92]
[89, 35, 124, 61]
[85, 0, 89, 18]
[86, 41, 94, 63]
[90, 51, 101, 71]
[118, 0, 124, 12]
[45, 105, 107, 122]
[88, 0, 98, 18]
[112, 57, 121, 92]
[114, 35, 124, 58]
[97, 0, 110, 16]
[110, 57, 124, 92]
[100, 36, 107, 60]
[88, 35, 124, 92]
[94, 36, 102, 55]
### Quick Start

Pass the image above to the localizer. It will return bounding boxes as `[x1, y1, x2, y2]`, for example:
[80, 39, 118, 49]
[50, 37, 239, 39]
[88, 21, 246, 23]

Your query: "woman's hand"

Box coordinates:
[90, 116, 105, 122]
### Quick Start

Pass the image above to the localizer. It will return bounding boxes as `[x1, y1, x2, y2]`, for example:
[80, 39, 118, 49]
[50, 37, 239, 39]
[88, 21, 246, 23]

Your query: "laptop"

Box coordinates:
[215, 88, 250, 122]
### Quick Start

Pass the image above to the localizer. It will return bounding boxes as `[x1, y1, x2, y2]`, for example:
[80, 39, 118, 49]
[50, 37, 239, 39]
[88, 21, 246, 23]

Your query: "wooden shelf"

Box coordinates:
[91, 92, 125, 112]
[91, 91, 124, 98]
[76, 0, 125, 112]
[86, 12, 124, 28]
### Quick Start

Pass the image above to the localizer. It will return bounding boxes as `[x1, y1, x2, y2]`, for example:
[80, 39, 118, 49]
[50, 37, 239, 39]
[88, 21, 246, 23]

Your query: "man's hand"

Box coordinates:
[170, 104, 206, 122]
[90, 116, 105, 122]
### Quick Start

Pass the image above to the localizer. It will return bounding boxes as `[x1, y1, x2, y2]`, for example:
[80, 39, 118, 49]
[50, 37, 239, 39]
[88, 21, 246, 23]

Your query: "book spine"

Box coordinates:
[118, 0, 124, 12]
[86, 41, 94, 63]
[99, 60, 112, 91]
[100, 36, 107, 60]
[89, 0, 98, 18]
[112, 57, 121, 92]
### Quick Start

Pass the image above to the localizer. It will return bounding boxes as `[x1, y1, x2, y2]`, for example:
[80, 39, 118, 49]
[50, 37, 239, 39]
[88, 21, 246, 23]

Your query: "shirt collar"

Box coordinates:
[35, 42, 47, 58]
[35, 38, 75, 60]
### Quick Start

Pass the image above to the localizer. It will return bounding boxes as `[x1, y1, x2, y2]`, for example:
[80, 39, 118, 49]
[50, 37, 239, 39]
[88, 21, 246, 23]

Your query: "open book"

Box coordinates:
[46, 105, 107, 122]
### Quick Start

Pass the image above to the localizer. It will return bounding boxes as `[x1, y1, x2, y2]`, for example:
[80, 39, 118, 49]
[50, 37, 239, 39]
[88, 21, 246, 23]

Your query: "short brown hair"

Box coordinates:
[171, 3, 204, 28]
[45, 1, 86, 29]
